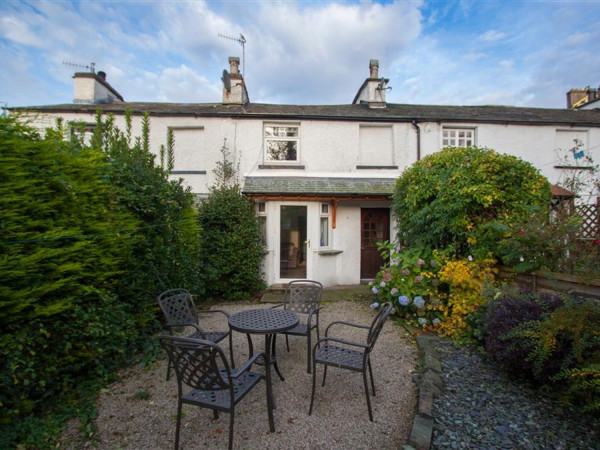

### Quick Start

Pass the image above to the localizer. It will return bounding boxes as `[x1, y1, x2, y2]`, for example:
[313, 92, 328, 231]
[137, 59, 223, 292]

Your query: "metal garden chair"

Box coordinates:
[159, 335, 270, 450]
[308, 302, 393, 421]
[158, 288, 234, 380]
[271, 279, 323, 373]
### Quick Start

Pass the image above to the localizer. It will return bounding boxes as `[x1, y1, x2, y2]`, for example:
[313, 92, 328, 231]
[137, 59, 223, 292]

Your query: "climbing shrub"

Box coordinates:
[393, 146, 551, 259]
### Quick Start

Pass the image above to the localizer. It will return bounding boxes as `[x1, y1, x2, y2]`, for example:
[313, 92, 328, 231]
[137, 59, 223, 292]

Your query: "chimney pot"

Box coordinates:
[97, 71, 106, 81]
[229, 57, 240, 75]
[369, 59, 379, 79]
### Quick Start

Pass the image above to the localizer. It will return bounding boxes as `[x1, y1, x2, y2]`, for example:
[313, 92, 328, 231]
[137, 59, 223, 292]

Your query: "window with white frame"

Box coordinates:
[256, 202, 267, 246]
[264, 123, 299, 162]
[442, 127, 475, 148]
[320, 203, 330, 247]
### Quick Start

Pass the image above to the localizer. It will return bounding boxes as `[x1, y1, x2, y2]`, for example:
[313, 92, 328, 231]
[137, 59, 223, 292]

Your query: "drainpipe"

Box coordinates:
[411, 120, 421, 161]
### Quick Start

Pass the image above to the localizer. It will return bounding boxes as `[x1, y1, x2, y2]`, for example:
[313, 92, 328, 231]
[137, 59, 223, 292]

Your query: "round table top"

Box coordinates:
[229, 308, 299, 334]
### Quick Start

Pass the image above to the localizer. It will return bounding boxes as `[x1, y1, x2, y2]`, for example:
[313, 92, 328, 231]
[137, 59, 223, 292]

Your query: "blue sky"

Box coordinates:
[1, 0, 599, 109]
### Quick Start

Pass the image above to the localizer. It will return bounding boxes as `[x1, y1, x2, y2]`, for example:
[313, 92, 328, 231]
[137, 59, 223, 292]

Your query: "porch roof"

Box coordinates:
[242, 176, 396, 197]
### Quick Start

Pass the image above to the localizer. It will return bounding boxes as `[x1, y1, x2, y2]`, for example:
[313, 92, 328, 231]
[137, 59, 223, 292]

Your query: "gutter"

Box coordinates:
[412, 120, 421, 161]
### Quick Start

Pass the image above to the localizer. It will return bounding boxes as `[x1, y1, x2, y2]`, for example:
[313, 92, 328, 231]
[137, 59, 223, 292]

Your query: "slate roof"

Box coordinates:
[243, 177, 396, 196]
[13, 101, 600, 126]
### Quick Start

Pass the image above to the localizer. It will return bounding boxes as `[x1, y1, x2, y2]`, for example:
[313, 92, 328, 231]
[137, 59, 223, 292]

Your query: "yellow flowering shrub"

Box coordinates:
[436, 258, 497, 338]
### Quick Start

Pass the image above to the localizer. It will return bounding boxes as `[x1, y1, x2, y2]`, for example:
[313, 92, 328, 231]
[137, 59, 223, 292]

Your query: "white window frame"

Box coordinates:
[263, 122, 300, 163]
[319, 203, 331, 248]
[69, 121, 95, 146]
[256, 202, 267, 247]
[442, 127, 476, 148]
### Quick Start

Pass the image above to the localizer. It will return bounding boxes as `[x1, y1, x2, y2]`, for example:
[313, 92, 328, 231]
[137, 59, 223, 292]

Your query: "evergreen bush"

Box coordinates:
[393, 146, 551, 259]
[198, 141, 264, 299]
[0, 116, 139, 446]
[0, 112, 203, 447]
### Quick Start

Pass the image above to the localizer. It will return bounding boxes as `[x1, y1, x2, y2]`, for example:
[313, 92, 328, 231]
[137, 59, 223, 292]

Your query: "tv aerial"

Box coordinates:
[377, 78, 392, 92]
[218, 32, 246, 76]
[63, 61, 96, 73]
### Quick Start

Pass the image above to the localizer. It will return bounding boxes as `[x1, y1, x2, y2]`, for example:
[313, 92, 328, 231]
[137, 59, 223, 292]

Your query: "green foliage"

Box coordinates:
[393, 146, 551, 259]
[496, 205, 598, 275]
[0, 115, 139, 444]
[370, 243, 443, 327]
[96, 110, 203, 301]
[198, 141, 264, 299]
[477, 285, 600, 413]
[496, 139, 600, 276]
[0, 111, 201, 447]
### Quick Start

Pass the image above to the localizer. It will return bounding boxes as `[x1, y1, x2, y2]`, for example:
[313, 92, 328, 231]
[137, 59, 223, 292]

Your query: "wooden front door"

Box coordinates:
[360, 208, 390, 279]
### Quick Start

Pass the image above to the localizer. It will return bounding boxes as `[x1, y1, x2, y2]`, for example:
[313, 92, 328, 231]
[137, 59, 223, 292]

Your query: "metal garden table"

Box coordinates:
[229, 308, 299, 432]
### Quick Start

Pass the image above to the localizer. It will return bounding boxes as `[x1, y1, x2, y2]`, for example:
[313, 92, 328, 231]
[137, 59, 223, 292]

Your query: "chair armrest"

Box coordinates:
[196, 309, 230, 319]
[269, 303, 284, 309]
[313, 336, 369, 351]
[231, 352, 266, 378]
[307, 306, 323, 324]
[325, 320, 369, 336]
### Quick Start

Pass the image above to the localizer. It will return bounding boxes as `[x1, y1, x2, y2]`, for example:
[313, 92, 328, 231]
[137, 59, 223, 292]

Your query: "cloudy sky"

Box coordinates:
[1, 0, 599, 109]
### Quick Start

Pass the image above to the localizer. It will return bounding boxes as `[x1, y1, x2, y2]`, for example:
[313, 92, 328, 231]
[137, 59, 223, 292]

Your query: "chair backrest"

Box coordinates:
[157, 289, 198, 326]
[283, 280, 323, 315]
[159, 335, 231, 392]
[366, 302, 393, 351]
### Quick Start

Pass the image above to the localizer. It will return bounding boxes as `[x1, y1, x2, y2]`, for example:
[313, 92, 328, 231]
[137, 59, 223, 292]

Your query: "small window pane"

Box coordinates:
[258, 216, 267, 246]
[266, 141, 297, 161]
[257, 203, 266, 213]
[321, 204, 329, 214]
[320, 217, 329, 246]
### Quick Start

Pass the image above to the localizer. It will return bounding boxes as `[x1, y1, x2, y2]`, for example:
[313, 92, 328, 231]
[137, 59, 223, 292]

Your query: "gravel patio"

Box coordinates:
[59, 299, 418, 449]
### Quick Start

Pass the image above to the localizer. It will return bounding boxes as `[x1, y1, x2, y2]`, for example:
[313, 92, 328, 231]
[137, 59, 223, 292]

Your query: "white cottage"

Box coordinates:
[14, 58, 600, 287]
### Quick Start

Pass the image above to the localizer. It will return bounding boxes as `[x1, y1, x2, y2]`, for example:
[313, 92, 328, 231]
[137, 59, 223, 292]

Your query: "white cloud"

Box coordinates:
[566, 32, 591, 45]
[1, 0, 599, 110]
[480, 30, 507, 42]
[0, 15, 44, 47]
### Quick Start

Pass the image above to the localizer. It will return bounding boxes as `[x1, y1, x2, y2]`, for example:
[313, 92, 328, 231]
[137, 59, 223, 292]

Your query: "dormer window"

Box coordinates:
[264, 123, 299, 162]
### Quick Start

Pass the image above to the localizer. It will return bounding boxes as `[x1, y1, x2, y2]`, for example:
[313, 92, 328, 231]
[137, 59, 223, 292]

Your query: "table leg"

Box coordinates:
[271, 334, 285, 381]
[265, 333, 276, 432]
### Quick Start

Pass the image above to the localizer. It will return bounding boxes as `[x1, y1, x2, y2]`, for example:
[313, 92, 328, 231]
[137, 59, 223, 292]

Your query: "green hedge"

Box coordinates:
[0, 112, 202, 448]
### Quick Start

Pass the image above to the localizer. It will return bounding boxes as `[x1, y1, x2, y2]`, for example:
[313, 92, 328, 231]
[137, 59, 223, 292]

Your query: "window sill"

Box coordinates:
[356, 165, 398, 170]
[170, 170, 207, 174]
[317, 249, 343, 256]
[259, 164, 305, 170]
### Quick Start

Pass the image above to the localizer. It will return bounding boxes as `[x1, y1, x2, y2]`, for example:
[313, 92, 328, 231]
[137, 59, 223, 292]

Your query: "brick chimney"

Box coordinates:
[222, 56, 249, 105]
[566, 85, 599, 109]
[352, 59, 389, 108]
[73, 71, 124, 104]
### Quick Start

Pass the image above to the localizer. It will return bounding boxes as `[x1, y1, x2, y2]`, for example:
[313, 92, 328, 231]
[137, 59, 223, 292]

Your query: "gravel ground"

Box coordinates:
[59, 300, 418, 449]
[431, 339, 600, 450]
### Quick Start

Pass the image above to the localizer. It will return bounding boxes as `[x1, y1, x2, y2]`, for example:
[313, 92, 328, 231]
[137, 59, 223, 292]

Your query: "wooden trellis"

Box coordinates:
[575, 200, 599, 239]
